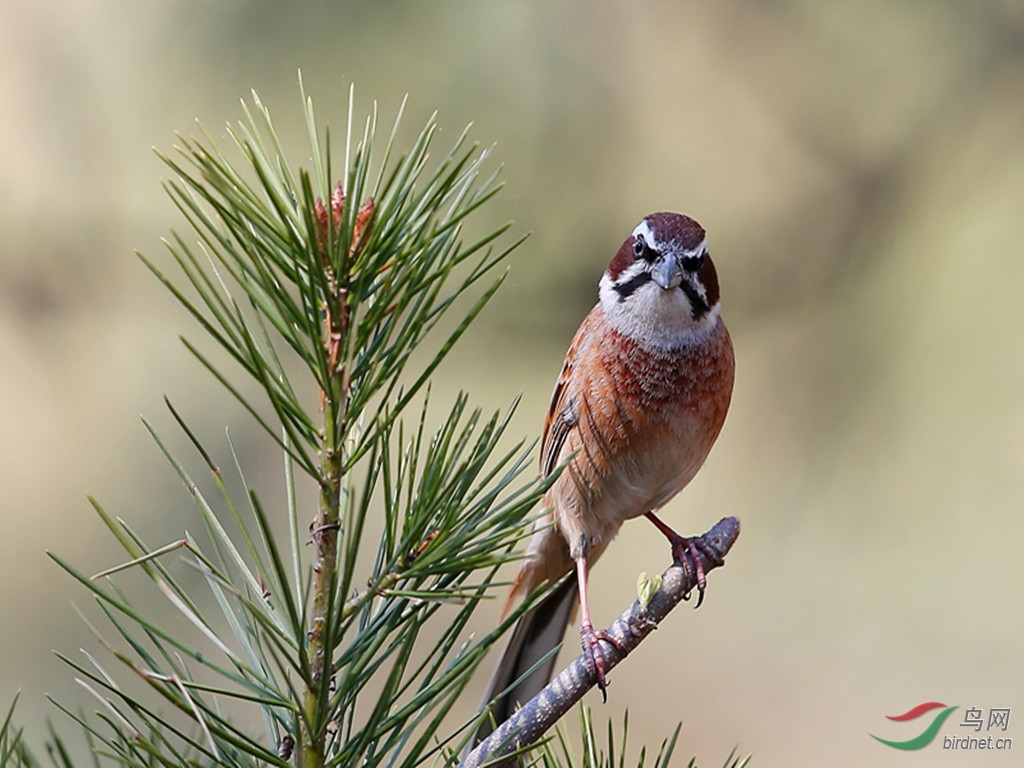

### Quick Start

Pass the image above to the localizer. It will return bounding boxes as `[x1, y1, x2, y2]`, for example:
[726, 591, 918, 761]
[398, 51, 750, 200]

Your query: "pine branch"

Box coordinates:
[460, 517, 741, 768]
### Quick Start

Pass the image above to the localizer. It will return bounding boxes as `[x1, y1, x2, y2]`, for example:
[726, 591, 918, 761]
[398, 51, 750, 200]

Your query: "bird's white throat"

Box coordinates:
[598, 273, 720, 352]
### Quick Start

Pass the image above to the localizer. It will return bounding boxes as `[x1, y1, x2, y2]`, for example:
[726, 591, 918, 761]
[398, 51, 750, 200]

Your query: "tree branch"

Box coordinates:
[460, 516, 741, 768]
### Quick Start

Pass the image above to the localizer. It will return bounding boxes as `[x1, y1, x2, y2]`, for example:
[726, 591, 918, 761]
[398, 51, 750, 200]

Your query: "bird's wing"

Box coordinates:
[540, 309, 597, 478]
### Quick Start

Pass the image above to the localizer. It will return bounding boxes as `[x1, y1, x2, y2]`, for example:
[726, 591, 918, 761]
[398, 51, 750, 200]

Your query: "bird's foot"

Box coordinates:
[670, 534, 723, 608]
[580, 620, 624, 702]
[644, 512, 723, 609]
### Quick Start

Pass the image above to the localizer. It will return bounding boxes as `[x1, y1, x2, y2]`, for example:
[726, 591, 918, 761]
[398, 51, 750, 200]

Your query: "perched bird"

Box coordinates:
[475, 212, 735, 742]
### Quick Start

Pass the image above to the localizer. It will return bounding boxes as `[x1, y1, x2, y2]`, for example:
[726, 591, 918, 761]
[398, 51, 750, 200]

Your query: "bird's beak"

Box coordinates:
[651, 254, 683, 290]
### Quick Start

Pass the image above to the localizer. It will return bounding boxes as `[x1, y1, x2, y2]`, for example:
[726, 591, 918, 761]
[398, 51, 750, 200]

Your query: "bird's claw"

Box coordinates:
[671, 534, 723, 609]
[580, 621, 624, 702]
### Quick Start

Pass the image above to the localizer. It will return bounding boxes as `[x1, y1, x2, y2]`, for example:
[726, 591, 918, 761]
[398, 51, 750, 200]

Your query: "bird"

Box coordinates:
[473, 211, 735, 746]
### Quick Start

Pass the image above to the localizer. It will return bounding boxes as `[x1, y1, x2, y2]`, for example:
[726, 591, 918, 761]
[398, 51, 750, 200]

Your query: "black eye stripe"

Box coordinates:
[681, 251, 704, 272]
[613, 271, 652, 301]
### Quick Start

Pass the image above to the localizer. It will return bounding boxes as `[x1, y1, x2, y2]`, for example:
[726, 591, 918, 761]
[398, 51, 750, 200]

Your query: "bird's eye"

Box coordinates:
[632, 237, 646, 258]
[682, 251, 704, 272]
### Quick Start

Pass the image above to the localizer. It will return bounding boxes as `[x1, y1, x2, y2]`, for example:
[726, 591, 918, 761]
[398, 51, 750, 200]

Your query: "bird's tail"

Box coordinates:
[469, 574, 578, 750]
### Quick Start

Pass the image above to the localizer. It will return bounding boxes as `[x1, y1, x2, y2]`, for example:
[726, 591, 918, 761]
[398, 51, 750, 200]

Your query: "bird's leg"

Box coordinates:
[644, 512, 723, 608]
[574, 553, 623, 702]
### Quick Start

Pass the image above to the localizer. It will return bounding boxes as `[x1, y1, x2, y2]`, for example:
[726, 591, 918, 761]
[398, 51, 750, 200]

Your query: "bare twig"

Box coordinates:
[460, 516, 741, 768]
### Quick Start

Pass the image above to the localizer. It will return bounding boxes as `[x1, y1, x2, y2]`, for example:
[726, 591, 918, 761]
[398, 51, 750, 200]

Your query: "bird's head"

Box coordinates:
[599, 212, 723, 350]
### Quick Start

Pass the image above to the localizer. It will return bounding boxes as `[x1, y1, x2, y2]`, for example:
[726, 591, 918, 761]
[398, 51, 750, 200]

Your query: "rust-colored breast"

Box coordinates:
[541, 305, 734, 559]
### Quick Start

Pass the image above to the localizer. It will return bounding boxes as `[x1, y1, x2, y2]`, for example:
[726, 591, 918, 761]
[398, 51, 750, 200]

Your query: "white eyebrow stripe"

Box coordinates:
[683, 237, 708, 257]
[632, 220, 655, 248]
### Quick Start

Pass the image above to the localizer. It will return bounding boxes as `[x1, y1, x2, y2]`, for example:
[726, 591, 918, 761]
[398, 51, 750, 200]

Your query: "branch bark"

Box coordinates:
[460, 516, 741, 768]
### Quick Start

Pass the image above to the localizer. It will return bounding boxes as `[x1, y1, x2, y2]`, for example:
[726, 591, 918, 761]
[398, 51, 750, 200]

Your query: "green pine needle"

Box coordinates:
[19, 82, 549, 768]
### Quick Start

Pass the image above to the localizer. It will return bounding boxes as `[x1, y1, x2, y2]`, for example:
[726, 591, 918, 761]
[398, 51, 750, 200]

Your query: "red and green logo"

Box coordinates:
[870, 702, 959, 750]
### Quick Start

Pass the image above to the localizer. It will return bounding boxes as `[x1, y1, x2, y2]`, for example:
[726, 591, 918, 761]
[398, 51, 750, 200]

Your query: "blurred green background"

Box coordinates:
[3, 1, 1024, 764]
